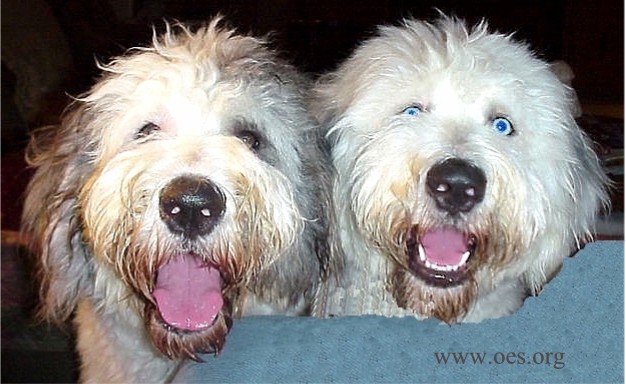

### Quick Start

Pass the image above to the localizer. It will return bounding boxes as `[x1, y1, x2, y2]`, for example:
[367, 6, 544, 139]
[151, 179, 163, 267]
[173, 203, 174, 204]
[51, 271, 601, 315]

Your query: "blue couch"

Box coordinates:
[176, 241, 624, 383]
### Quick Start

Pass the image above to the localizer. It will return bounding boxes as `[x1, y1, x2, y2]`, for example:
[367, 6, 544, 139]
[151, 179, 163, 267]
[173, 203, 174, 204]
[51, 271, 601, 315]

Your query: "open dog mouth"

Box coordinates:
[152, 253, 224, 332]
[406, 227, 476, 288]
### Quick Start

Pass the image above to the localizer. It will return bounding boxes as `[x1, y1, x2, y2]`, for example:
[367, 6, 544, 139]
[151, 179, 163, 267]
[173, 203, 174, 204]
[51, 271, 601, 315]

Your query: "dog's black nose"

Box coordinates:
[426, 158, 486, 215]
[159, 176, 226, 238]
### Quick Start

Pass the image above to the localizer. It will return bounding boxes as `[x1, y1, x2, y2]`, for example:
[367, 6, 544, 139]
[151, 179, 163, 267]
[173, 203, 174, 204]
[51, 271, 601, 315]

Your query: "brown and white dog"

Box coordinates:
[22, 18, 331, 382]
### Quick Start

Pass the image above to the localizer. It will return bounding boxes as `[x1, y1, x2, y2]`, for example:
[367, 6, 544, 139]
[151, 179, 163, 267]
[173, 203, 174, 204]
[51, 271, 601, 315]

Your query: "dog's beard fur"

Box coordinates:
[22, 18, 330, 381]
[348, 152, 528, 323]
[313, 16, 609, 322]
[79, 136, 308, 358]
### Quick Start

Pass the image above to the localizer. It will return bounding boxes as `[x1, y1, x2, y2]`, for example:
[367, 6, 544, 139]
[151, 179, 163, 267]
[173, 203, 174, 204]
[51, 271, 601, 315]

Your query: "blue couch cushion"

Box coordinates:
[176, 241, 624, 383]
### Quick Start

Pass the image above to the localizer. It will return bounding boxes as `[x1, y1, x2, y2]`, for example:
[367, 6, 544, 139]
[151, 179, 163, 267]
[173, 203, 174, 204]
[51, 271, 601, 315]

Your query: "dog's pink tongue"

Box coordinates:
[153, 253, 223, 331]
[422, 229, 469, 266]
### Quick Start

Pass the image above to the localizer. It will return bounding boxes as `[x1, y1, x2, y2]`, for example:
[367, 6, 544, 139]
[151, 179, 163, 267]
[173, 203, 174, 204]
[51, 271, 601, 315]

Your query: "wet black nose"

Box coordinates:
[426, 158, 486, 215]
[159, 176, 226, 238]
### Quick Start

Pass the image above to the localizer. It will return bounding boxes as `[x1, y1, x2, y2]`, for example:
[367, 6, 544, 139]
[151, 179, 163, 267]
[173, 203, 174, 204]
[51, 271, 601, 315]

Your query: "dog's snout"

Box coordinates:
[426, 158, 486, 215]
[159, 176, 226, 238]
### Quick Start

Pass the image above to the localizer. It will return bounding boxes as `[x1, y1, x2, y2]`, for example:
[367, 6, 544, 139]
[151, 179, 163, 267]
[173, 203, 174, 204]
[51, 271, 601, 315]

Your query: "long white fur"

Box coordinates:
[312, 16, 609, 322]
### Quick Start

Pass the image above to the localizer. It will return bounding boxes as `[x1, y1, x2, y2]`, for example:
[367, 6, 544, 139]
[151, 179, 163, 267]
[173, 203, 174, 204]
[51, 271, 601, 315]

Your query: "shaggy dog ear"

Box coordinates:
[307, 74, 353, 289]
[310, 127, 345, 281]
[523, 113, 611, 296]
[309, 74, 339, 128]
[22, 105, 95, 323]
[549, 60, 582, 118]
[309, 72, 357, 132]
[308, 123, 346, 315]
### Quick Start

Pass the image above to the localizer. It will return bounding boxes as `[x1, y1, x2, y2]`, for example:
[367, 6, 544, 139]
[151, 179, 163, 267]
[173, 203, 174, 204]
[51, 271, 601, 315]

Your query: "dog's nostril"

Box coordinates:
[159, 176, 226, 238]
[426, 158, 486, 215]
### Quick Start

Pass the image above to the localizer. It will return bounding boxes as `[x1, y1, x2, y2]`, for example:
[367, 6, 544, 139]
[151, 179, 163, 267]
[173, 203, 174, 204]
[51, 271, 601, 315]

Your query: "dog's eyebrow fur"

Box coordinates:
[230, 117, 280, 164]
[231, 118, 263, 139]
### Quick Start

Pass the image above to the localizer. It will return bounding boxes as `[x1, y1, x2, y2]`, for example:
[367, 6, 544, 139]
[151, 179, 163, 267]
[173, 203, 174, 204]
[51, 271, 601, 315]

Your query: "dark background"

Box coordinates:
[3, 0, 624, 131]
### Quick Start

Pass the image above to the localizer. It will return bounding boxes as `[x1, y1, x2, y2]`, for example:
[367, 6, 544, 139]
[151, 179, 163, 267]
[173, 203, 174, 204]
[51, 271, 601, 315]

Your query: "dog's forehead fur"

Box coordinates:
[93, 19, 279, 94]
[318, 17, 573, 136]
[75, 19, 310, 179]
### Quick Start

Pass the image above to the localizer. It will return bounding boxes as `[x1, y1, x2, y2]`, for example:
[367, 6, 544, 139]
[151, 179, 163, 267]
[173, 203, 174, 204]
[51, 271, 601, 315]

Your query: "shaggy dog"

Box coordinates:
[312, 17, 609, 323]
[22, 18, 330, 382]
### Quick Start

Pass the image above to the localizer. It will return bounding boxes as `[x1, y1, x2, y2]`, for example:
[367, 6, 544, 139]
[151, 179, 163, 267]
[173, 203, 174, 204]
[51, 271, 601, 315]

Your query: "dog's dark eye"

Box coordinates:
[492, 117, 515, 136]
[236, 130, 261, 150]
[402, 104, 424, 116]
[135, 122, 160, 139]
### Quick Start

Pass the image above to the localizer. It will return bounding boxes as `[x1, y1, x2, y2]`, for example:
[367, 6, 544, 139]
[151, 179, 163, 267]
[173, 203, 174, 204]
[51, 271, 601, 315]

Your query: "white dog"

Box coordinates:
[312, 16, 609, 323]
[22, 18, 331, 382]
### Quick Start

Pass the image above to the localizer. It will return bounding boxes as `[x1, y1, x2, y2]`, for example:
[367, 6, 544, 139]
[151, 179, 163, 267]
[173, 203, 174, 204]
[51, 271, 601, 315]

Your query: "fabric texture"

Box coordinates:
[175, 241, 623, 383]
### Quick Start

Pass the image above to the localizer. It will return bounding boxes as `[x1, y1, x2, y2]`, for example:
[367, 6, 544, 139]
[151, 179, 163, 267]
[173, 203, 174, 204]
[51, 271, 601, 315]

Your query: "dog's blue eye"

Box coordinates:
[402, 105, 423, 117]
[492, 117, 514, 135]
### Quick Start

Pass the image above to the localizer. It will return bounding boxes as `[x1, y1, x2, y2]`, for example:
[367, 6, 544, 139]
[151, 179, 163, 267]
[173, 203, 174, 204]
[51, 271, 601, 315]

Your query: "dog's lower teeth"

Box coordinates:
[424, 259, 460, 272]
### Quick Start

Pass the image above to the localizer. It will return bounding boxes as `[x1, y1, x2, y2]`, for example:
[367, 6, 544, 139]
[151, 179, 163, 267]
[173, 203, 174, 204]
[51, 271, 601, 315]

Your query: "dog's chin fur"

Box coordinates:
[145, 301, 234, 360]
[22, 17, 331, 382]
[312, 16, 609, 323]
[391, 268, 477, 323]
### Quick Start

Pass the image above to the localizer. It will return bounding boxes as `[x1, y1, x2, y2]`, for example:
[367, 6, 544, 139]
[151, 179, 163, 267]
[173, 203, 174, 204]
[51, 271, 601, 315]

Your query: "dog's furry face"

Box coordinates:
[23, 20, 326, 360]
[314, 17, 609, 322]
